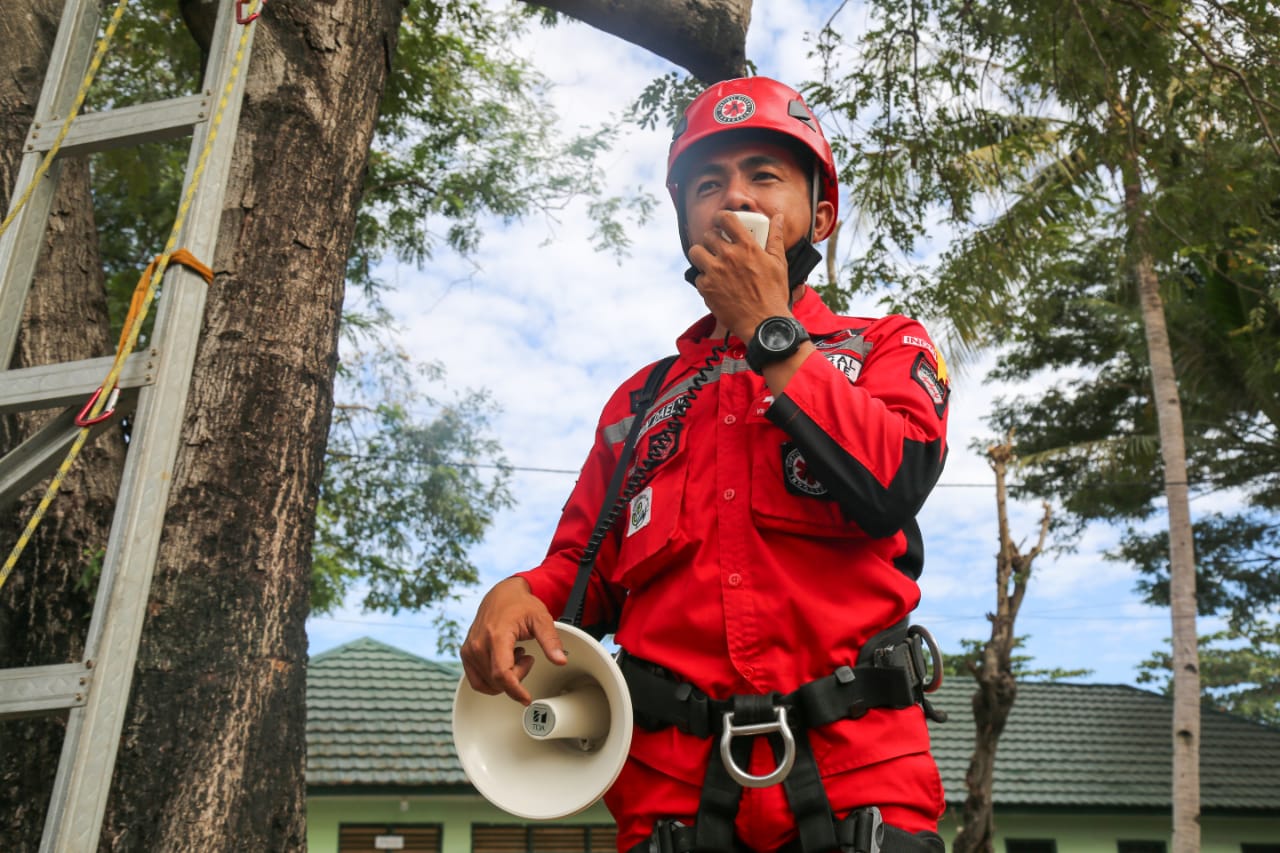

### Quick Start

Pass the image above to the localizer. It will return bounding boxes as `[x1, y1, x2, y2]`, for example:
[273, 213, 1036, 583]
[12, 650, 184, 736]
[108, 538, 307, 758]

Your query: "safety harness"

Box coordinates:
[561, 354, 949, 853]
[619, 622, 947, 853]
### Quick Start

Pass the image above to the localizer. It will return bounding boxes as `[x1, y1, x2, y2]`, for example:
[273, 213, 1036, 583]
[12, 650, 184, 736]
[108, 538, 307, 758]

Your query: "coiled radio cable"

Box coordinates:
[562, 336, 730, 630]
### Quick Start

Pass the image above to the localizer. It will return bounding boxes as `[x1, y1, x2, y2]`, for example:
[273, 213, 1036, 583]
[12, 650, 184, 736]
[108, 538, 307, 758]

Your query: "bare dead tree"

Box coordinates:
[952, 435, 1051, 853]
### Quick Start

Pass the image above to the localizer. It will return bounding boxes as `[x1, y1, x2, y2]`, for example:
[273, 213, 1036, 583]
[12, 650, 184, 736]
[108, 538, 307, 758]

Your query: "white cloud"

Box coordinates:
[307, 0, 1192, 688]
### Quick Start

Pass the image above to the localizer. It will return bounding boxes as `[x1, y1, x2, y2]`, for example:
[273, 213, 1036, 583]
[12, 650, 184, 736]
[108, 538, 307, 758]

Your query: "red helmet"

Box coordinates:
[666, 77, 839, 226]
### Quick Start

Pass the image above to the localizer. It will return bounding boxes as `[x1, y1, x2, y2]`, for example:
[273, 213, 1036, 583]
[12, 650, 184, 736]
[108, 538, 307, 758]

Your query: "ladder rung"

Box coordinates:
[0, 350, 153, 416]
[0, 662, 91, 720]
[0, 391, 137, 511]
[27, 94, 209, 157]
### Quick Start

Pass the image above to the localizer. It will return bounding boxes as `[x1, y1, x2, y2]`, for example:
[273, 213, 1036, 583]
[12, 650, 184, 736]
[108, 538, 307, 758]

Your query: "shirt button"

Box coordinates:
[741, 664, 755, 678]
[723, 414, 737, 425]
[730, 345, 746, 360]
[723, 489, 735, 501]
[727, 572, 742, 587]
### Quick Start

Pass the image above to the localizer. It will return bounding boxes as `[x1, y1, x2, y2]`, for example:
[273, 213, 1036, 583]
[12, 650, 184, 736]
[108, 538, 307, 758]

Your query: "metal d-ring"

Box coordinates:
[908, 624, 944, 693]
[719, 705, 795, 788]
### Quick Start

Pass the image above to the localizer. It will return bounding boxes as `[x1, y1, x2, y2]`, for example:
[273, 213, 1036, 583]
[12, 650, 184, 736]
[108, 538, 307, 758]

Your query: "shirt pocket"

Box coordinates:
[747, 424, 860, 538]
[611, 424, 694, 590]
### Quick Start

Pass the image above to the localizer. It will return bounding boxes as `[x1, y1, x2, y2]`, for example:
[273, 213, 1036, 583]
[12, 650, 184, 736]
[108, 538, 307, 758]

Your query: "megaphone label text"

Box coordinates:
[523, 704, 555, 736]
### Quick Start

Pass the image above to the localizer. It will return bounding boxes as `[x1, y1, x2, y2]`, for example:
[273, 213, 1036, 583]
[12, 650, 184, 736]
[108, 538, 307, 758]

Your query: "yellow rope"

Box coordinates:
[0, 1, 262, 593]
[0, 0, 130, 240]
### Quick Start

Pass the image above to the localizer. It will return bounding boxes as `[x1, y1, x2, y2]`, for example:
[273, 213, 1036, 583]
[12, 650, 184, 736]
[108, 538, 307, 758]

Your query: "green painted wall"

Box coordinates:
[307, 794, 614, 853]
[939, 810, 1279, 852]
[309, 793, 1279, 852]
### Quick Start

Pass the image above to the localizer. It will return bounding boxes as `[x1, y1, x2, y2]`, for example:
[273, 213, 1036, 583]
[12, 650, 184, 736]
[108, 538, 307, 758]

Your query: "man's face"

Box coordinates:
[680, 138, 834, 251]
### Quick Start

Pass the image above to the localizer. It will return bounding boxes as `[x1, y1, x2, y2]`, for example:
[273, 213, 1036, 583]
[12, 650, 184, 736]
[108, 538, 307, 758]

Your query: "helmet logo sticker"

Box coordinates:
[714, 94, 756, 124]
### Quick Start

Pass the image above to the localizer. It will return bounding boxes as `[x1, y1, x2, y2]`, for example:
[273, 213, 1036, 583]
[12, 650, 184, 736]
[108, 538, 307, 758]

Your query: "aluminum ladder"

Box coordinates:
[0, 1, 257, 849]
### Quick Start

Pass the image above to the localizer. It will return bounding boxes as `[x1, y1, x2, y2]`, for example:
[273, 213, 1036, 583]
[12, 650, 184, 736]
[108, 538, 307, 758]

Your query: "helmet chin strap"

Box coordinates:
[683, 237, 822, 292]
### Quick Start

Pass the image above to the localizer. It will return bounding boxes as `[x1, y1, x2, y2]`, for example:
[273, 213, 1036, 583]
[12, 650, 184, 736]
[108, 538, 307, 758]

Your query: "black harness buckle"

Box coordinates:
[673, 681, 713, 739]
[647, 819, 694, 853]
[842, 806, 885, 853]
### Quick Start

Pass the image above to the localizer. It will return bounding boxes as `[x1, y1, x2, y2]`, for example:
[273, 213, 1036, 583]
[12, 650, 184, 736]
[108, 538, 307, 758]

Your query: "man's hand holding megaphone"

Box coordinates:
[453, 577, 635, 821]
[460, 577, 568, 706]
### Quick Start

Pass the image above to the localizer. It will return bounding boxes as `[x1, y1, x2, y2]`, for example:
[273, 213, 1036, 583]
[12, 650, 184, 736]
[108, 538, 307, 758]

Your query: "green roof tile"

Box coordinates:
[306, 639, 1280, 812]
[307, 637, 467, 787]
[923, 680, 1280, 811]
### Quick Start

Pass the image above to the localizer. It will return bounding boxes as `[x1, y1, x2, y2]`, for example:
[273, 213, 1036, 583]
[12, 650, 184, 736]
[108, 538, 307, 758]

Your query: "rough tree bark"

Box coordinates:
[951, 438, 1050, 853]
[525, 0, 750, 81]
[3, 0, 399, 848]
[87, 1, 405, 848]
[3, 0, 740, 847]
[1122, 142, 1200, 853]
[0, 1, 128, 847]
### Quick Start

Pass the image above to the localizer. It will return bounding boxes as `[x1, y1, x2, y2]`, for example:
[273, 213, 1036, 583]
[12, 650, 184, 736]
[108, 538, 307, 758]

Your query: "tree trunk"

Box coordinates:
[1123, 153, 1201, 853]
[525, 0, 750, 81]
[952, 440, 1049, 853]
[0, 0, 58, 207]
[0, 2, 128, 848]
[956, 670, 1016, 853]
[90, 1, 403, 848]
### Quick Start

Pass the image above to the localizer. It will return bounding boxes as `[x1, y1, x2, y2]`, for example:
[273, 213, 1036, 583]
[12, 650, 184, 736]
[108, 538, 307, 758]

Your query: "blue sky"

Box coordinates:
[305, 1, 1216, 687]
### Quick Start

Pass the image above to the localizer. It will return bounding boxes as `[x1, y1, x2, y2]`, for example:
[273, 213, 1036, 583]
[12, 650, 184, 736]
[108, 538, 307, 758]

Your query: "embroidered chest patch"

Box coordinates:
[627, 486, 654, 536]
[781, 443, 829, 497]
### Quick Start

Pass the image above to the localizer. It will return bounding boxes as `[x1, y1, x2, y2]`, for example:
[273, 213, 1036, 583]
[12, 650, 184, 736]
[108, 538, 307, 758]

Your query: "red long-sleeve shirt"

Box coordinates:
[518, 285, 949, 790]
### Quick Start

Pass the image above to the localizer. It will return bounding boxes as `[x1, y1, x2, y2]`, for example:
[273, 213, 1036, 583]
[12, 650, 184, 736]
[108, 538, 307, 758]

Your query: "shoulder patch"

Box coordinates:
[815, 329, 872, 386]
[823, 351, 864, 384]
[902, 334, 933, 350]
[911, 352, 949, 418]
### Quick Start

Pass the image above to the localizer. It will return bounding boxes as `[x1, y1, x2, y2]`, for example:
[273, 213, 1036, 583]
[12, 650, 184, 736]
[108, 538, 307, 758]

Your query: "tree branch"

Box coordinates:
[1113, 0, 1280, 158]
[522, 0, 750, 82]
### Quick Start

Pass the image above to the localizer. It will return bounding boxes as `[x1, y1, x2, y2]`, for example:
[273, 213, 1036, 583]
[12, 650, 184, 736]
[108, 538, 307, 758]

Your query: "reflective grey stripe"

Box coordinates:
[603, 415, 637, 446]
[600, 355, 751, 445]
[814, 331, 872, 357]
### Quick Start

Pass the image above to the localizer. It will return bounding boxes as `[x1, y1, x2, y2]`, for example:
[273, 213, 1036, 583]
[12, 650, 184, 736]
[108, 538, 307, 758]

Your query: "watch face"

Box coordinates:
[747, 316, 805, 374]
[760, 318, 796, 351]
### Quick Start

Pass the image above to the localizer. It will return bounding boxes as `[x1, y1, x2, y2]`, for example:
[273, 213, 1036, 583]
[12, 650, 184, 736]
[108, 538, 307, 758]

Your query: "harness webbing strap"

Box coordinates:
[631, 808, 946, 853]
[693, 732, 753, 852]
[619, 625, 947, 853]
[619, 653, 919, 739]
[775, 731, 839, 853]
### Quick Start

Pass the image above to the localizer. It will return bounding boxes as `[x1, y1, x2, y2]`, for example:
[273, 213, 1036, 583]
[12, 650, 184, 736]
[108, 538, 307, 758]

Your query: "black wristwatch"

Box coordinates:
[746, 316, 809, 374]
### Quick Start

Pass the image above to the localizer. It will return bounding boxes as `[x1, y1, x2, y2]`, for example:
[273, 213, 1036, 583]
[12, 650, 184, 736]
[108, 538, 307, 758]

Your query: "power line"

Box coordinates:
[327, 451, 1251, 496]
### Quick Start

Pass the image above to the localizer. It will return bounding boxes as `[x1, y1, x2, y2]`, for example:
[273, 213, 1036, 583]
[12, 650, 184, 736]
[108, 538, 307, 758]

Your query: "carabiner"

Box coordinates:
[719, 705, 795, 788]
[75, 386, 119, 427]
[236, 0, 265, 25]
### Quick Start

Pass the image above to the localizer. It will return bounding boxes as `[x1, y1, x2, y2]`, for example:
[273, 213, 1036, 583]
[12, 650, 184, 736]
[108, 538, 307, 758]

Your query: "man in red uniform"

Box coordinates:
[461, 77, 950, 853]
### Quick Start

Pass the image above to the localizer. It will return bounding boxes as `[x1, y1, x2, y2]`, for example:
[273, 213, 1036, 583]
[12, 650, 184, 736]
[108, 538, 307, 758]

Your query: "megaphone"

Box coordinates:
[451, 622, 633, 820]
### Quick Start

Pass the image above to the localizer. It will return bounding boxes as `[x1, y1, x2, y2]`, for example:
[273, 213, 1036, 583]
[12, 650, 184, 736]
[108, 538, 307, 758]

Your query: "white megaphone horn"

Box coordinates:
[451, 621, 634, 820]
